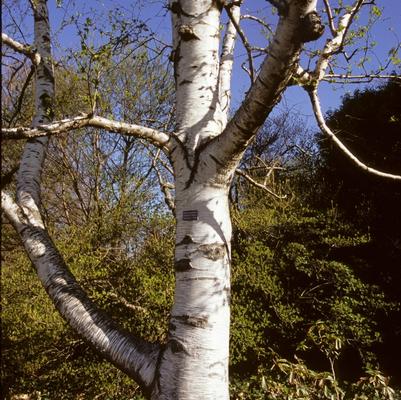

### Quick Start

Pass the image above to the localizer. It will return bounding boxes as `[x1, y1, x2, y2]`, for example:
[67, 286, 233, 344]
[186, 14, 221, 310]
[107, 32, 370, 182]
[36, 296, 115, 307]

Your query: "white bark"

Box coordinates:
[207, 0, 320, 168]
[219, 3, 241, 128]
[314, 0, 364, 82]
[2, 115, 171, 151]
[1, 32, 41, 65]
[16, 0, 54, 217]
[171, 0, 224, 152]
[153, 181, 232, 399]
[1, 190, 161, 390]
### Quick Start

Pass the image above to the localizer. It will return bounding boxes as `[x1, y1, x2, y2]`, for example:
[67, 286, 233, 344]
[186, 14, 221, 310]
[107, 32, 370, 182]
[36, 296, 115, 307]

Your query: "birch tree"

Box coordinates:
[2, 0, 401, 398]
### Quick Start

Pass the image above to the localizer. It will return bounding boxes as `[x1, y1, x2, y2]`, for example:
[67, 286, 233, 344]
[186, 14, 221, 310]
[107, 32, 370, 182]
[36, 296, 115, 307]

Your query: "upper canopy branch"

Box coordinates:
[290, 0, 371, 91]
[323, 73, 401, 84]
[2, 32, 41, 65]
[219, 2, 241, 128]
[205, 0, 322, 168]
[2, 115, 172, 152]
[224, 2, 255, 83]
[309, 0, 365, 86]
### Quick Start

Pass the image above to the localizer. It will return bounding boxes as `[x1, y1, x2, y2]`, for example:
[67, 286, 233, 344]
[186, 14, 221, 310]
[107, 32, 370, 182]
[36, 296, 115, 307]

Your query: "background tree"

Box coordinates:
[317, 78, 401, 238]
[315, 79, 401, 386]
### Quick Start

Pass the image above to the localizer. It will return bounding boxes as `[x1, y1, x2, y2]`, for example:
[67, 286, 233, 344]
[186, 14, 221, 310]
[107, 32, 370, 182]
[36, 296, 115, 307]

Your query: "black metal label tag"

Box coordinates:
[183, 210, 198, 221]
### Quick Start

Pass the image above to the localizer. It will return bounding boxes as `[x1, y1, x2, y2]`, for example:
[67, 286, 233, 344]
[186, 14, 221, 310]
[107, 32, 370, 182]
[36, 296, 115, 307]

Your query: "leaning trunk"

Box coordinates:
[153, 181, 232, 399]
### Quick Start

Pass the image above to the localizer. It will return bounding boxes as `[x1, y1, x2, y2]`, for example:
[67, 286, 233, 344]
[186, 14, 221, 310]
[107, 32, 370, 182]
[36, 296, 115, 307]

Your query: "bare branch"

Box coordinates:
[323, 73, 401, 83]
[206, 1, 323, 167]
[235, 168, 286, 199]
[224, 3, 255, 83]
[219, 2, 241, 127]
[7, 65, 35, 126]
[1, 32, 41, 65]
[147, 147, 176, 213]
[309, 89, 401, 181]
[2, 115, 172, 151]
[155, 165, 176, 213]
[314, 0, 365, 82]
[322, 0, 336, 36]
[241, 15, 273, 36]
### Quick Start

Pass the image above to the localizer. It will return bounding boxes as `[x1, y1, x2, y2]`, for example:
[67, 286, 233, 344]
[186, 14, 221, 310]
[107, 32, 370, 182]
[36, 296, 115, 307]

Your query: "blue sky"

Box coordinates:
[4, 0, 400, 130]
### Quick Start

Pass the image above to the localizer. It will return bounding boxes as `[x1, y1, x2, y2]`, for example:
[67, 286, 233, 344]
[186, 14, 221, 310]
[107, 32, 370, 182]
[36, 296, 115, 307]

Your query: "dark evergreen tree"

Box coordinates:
[316, 79, 401, 383]
[317, 79, 401, 237]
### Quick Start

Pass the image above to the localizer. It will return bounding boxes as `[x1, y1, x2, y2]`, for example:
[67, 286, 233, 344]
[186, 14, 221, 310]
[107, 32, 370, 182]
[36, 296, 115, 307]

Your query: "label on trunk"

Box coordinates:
[183, 210, 198, 221]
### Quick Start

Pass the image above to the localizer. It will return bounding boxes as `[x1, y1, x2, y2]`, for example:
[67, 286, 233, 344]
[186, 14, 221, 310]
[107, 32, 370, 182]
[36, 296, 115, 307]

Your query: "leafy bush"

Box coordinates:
[230, 202, 399, 398]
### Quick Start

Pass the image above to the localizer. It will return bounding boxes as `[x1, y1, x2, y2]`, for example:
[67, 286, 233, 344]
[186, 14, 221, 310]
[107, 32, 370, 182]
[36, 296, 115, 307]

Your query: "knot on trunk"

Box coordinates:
[169, 338, 189, 354]
[178, 25, 200, 41]
[175, 258, 192, 272]
[174, 315, 210, 328]
[198, 243, 226, 261]
[299, 11, 325, 43]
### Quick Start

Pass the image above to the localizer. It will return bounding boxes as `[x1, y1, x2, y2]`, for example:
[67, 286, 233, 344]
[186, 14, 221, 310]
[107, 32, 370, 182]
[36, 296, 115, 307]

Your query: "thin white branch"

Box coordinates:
[155, 166, 176, 213]
[314, 0, 364, 82]
[254, 156, 280, 185]
[225, 4, 255, 83]
[2, 115, 172, 151]
[241, 15, 273, 35]
[322, 0, 336, 36]
[323, 73, 401, 83]
[149, 148, 176, 213]
[293, 65, 314, 86]
[219, 3, 241, 127]
[2, 32, 41, 65]
[309, 89, 401, 181]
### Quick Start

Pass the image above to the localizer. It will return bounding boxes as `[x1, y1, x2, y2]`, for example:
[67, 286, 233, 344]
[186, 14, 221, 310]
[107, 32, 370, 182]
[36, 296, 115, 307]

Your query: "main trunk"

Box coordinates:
[153, 182, 232, 399]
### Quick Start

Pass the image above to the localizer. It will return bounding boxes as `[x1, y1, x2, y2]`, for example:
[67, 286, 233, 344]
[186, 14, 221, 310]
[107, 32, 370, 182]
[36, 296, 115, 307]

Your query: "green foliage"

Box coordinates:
[230, 199, 399, 398]
[2, 212, 173, 400]
[3, 199, 399, 398]
[230, 356, 399, 400]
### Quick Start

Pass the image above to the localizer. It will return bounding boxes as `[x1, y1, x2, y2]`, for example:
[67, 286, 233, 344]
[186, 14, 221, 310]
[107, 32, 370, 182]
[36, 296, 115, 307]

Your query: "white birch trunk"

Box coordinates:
[152, 181, 232, 399]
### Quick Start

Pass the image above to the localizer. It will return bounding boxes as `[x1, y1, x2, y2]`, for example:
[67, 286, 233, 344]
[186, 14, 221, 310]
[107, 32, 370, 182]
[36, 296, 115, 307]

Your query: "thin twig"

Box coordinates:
[235, 168, 286, 199]
[323, 0, 336, 36]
